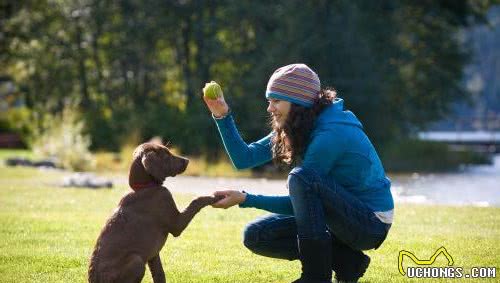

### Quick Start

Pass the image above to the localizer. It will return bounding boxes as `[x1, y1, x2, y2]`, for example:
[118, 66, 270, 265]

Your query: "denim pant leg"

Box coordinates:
[288, 167, 390, 251]
[242, 214, 299, 260]
[288, 169, 331, 241]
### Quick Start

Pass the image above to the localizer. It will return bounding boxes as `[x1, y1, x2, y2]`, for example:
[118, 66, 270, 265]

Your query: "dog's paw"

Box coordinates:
[212, 195, 225, 203]
[193, 195, 224, 207]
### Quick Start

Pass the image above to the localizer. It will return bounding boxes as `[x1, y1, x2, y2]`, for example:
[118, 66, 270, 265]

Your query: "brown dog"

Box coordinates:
[88, 142, 221, 283]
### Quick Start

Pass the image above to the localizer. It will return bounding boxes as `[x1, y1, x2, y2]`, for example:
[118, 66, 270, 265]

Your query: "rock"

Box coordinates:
[5, 157, 57, 168]
[5, 157, 32, 167]
[32, 160, 57, 168]
[62, 173, 113, 189]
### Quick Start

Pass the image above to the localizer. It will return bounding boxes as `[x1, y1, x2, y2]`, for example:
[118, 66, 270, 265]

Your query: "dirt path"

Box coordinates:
[163, 175, 288, 196]
[105, 173, 288, 196]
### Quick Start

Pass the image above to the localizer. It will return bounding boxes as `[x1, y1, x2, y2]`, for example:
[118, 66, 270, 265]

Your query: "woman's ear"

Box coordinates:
[141, 151, 168, 183]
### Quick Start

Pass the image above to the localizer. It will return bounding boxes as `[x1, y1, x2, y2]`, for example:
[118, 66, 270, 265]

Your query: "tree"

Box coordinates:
[1, 0, 494, 157]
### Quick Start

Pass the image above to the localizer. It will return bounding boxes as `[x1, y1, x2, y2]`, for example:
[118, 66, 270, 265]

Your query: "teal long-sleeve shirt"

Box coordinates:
[213, 98, 394, 214]
[212, 114, 295, 214]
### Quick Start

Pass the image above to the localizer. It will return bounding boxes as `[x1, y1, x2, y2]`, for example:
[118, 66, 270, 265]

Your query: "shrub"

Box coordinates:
[32, 106, 95, 171]
[0, 107, 33, 147]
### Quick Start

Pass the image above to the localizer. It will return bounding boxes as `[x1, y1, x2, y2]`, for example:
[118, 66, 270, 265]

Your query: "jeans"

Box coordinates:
[243, 166, 391, 260]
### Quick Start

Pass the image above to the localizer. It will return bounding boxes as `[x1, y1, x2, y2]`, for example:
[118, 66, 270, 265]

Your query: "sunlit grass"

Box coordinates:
[0, 149, 35, 160]
[0, 158, 499, 282]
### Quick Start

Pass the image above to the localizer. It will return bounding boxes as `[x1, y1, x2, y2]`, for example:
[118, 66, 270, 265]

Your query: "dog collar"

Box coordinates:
[130, 182, 160, 191]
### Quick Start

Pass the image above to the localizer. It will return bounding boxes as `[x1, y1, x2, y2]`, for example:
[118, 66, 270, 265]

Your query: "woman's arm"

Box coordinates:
[202, 92, 272, 169]
[214, 114, 273, 169]
[239, 193, 294, 215]
[212, 190, 294, 215]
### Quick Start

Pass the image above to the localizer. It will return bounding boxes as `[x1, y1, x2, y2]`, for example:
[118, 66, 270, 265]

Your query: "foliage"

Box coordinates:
[0, 0, 494, 156]
[31, 104, 95, 171]
[0, 107, 33, 145]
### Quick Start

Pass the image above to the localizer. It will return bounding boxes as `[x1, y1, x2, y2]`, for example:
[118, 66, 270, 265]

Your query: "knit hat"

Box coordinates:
[265, 63, 321, 108]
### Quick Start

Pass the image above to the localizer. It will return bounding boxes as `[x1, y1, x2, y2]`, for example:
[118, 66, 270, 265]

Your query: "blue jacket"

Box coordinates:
[214, 98, 394, 214]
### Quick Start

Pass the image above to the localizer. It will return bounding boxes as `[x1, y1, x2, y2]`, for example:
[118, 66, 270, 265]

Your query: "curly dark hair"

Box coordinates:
[270, 88, 337, 166]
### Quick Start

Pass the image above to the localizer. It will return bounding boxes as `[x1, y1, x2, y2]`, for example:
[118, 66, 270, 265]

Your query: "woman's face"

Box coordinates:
[267, 99, 291, 128]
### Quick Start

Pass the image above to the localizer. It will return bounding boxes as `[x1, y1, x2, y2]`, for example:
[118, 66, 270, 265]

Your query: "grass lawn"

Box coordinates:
[0, 164, 499, 282]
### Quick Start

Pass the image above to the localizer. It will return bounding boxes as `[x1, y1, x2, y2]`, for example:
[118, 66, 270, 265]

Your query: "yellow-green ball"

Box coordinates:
[203, 81, 223, 100]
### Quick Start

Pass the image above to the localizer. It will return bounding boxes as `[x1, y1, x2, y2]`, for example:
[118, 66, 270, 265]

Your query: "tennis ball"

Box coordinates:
[203, 81, 223, 100]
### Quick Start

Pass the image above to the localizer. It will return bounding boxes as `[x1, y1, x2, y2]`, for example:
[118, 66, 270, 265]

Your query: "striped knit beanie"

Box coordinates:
[265, 63, 321, 108]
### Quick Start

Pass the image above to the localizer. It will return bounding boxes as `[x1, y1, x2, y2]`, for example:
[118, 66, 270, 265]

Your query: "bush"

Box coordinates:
[32, 106, 95, 171]
[0, 107, 33, 147]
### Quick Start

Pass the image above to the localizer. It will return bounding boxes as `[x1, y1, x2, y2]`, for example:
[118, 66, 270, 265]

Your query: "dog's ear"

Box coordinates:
[141, 151, 168, 183]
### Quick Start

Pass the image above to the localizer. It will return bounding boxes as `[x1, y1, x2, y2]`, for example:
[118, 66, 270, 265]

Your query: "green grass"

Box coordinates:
[0, 149, 35, 160]
[0, 165, 499, 282]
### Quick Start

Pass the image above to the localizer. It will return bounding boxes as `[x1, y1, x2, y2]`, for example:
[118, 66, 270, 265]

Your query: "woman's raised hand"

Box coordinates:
[211, 190, 247, 209]
[202, 91, 230, 118]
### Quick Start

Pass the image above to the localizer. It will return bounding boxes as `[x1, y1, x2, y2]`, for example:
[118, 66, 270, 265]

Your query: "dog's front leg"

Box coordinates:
[148, 254, 166, 283]
[169, 196, 221, 237]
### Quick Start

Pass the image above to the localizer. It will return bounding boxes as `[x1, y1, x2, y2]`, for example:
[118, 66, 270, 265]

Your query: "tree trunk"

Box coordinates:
[75, 22, 90, 110]
[178, 19, 194, 107]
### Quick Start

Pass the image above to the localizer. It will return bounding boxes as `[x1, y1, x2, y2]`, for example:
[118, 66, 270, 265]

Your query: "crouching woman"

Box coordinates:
[204, 64, 393, 283]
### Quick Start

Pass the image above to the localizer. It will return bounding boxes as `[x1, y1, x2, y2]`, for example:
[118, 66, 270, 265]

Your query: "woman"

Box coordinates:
[203, 64, 393, 283]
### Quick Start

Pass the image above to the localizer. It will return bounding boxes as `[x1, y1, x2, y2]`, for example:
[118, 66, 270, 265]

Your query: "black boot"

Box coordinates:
[333, 254, 370, 283]
[331, 238, 370, 283]
[292, 238, 332, 283]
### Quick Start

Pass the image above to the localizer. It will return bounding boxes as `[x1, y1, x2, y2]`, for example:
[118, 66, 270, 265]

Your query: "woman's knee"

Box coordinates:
[242, 222, 261, 251]
[288, 167, 337, 199]
[243, 215, 293, 251]
[287, 167, 316, 196]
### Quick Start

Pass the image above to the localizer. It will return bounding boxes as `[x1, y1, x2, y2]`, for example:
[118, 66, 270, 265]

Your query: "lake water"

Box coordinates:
[165, 155, 500, 208]
[391, 154, 500, 207]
